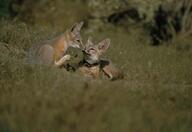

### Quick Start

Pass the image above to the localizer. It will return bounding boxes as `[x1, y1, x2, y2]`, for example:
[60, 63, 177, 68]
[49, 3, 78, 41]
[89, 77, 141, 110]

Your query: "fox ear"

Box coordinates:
[85, 37, 94, 48]
[98, 38, 110, 53]
[70, 21, 84, 34]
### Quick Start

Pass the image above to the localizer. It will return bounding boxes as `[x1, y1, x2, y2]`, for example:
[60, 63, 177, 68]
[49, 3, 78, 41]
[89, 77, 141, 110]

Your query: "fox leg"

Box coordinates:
[102, 65, 114, 79]
[102, 64, 123, 81]
[102, 66, 113, 79]
[54, 54, 71, 67]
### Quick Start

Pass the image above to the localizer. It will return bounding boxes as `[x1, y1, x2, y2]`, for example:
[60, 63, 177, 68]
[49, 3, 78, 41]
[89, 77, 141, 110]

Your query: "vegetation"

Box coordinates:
[0, 0, 192, 132]
[150, 0, 192, 44]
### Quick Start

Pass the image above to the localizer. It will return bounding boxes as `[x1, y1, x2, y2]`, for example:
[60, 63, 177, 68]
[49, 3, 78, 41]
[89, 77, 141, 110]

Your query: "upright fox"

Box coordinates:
[78, 37, 124, 80]
[28, 21, 84, 67]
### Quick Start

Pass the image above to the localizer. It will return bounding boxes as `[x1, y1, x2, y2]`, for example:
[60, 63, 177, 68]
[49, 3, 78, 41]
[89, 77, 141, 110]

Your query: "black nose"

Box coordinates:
[82, 49, 87, 53]
[82, 50, 89, 55]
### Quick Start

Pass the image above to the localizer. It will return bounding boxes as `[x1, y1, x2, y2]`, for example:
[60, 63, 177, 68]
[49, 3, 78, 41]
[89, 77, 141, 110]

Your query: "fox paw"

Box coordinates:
[63, 54, 71, 61]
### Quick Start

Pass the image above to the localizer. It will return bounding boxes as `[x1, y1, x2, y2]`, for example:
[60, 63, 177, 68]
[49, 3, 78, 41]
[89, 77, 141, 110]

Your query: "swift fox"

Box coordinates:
[78, 37, 124, 80]
[28, 21, 84, 67]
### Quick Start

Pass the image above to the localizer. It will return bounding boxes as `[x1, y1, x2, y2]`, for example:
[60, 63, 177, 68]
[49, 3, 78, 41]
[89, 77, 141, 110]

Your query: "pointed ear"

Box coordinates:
[85, 36, 94, 48]
[98, 38, 110, 53]
[70, 21, 84, 34]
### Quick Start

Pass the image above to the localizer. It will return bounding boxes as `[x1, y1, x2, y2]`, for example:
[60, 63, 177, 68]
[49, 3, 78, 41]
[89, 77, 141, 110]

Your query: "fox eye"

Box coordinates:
[88, 48, 96, 54]
[76, 39, 81, 43]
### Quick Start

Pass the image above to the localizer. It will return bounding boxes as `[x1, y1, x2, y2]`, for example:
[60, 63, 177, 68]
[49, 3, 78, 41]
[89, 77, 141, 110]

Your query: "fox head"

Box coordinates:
[82, 37, 110, 64]
[68, 21, 84, 48]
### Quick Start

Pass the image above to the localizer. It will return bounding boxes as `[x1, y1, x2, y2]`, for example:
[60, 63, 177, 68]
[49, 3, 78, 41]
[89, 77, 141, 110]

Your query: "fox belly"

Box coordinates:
[78, 66, 100, 79]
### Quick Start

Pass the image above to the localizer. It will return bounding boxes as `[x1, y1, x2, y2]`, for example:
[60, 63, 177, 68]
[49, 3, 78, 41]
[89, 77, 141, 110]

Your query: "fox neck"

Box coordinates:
[86, 59, 99, 65]
[84, 55, 100, 65]
[63, 30, 73, 50]
[80, 59, 100, 67]
[52, 31, 73, 61]
[55, 31, 73, 52]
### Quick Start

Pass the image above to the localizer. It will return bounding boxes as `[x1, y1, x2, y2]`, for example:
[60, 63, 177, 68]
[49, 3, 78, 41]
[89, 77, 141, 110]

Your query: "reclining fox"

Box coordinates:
[78, 37, 124, 80]
[28, 21, 84, 67]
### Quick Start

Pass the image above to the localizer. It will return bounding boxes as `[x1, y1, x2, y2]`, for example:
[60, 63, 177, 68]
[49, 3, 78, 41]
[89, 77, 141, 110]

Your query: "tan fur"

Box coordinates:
[78, 37, 123, 80]
[52, 33, 70, 61]
[78, 61, 123, 80]
[78, 66, 100, 79]
[102, 62, 124, 80]
[28, 22, 84, 67]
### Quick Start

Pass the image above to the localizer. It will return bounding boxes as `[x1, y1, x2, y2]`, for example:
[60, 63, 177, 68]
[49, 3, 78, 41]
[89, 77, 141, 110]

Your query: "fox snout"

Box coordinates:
[71, 43, 80, 48]
[82, 49, 99, 64]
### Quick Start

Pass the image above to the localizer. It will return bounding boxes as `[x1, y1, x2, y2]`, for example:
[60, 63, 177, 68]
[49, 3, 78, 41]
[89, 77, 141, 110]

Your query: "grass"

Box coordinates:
[0, 18, 192, 132]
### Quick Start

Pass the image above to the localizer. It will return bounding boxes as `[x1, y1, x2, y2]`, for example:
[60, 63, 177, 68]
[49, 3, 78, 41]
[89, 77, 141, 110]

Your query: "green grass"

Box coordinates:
[0, 19, 192, 132]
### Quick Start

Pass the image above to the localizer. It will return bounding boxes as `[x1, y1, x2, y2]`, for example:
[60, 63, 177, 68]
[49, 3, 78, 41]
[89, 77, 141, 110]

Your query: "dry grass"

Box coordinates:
[0, 11, 192, 132]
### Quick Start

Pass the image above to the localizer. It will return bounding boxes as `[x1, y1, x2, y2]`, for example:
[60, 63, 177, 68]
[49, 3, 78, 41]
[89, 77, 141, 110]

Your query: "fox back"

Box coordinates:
[28, 22, 84, 66]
